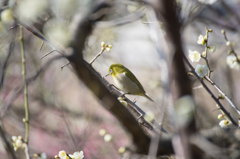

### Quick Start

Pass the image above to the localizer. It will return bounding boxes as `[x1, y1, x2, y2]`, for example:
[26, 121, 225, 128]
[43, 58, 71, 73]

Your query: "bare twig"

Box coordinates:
[222, 30, 240, 63]
[205, 76, 240, 116]
[89, 48, 105, 65]
[40, 50, 64, 59]
[61, 62, 71, 70]
[0, 41, 14, 90]
[20, 26, 30, 145]
[182, 55, 238, 126]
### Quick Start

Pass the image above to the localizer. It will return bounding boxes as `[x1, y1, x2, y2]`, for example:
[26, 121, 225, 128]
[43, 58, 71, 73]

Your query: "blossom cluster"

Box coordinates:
[188, 32, 216, 78]
[101, 42, 112, 52]
[12, 136, 25, 151]
[99, 129, 113, 142]
[55, 150, 84, 159]
[226, 54, 240, 70]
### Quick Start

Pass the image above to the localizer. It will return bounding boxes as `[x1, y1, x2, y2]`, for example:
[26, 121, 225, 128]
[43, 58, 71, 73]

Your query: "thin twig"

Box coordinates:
[24, 144, 30, 159]
[61, 62, 71, 70]
[202, 27, 213, 77]
[183, 55, 238, 126]
[20, 26, 30, 144]
[39, 41, 44, 52]
[205, 76, 240, 116]
[15, 18, 66, 57]
[0, 41, 14, 90]
[89, 48, 105, 65]
[41, 50, 64, 59]
[222, 30, 240, 63]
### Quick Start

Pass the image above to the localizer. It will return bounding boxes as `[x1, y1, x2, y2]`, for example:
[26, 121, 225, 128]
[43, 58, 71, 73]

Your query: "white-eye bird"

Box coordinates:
[106, 63, 154, 102]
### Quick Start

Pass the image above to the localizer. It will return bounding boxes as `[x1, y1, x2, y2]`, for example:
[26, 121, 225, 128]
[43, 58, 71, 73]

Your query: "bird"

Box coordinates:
[106, 63, 154, 102]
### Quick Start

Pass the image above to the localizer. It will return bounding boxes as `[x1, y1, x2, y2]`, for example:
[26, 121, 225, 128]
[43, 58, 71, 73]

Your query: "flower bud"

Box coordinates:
[218, 114, 224, 119]
[118, 147, 126, 154]
[104, 134, 112, 142]
[101, 42, 105, 47]
[226, 41, 231, 46]
[209, 46, 216, 53]
[99, 129, 107, 136]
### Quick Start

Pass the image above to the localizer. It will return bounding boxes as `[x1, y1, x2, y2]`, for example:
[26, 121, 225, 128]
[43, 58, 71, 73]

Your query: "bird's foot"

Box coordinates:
[136, 114, 143, 121]
[133, 98, 137, 103]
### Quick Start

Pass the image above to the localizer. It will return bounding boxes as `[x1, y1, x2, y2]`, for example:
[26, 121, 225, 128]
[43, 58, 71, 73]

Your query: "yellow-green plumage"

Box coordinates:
[108, 63, 154, 102]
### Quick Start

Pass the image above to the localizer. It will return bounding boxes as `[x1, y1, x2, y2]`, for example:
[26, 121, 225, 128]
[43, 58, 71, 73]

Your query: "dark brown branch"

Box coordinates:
[66, 1, 173, 155]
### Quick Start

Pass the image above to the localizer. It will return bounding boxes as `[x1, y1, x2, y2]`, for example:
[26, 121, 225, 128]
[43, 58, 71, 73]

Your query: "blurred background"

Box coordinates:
[0, 0, 240, 158]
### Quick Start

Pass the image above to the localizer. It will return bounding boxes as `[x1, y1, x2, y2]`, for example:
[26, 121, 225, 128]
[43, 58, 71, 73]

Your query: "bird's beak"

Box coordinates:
[105, 73, 110, 77]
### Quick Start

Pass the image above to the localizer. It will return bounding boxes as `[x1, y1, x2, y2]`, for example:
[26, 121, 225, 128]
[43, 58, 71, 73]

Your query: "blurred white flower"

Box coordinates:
[202, 51, 206, 57]
[226, 41, 236, 47]
[219, 120, 230, 128]
[209, 46, 216, 53]
[104, 134, 112, 142]
[195, 64, 208, 78]
[226, 41, 231, 46]
[189, 50, 201, 62]
[1, 9, 14, 23]
[118, 147, 126, 154]
[17, 0, 48, 23]
[50, 0, 78, 18]
[197, 34, 207, 45]
[15, 139, 23, 148]
[99, 129, 107, 136]
[43, 19, 70, 47]
[40, 153, 47, 159]
[12, 136, 17, 142]
[58, 150, 67, 159]
[198, 0, 218, 4]
[218, 114, 224, 119]
[72, 151, 84, 159]
[226, 55, 240, 70]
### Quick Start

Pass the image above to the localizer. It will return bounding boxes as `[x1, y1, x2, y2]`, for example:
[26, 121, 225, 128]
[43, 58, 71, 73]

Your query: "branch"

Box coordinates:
[66, 1, 173, 155]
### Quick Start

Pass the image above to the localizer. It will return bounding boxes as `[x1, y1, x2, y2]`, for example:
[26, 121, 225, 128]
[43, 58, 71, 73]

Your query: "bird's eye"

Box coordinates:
[110, 69, 113, 74]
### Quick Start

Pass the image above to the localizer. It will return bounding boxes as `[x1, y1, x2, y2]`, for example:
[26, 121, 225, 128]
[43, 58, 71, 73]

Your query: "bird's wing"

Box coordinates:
[124, 72, 146, 93]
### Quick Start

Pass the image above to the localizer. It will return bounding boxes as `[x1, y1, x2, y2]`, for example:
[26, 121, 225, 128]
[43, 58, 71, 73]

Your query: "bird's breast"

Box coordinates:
[114, 73, 141, 94]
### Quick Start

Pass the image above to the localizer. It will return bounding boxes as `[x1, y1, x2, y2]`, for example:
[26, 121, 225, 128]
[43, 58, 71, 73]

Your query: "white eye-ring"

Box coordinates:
[110, 69, 113, 73]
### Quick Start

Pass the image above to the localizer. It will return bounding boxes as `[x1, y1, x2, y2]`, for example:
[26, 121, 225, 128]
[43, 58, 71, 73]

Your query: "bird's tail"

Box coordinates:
[144, 94, 154, 102]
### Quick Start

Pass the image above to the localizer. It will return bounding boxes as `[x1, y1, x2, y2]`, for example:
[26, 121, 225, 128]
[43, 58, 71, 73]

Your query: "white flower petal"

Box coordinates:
[195, 64, 208, 78]
[188, 50, 201, 62]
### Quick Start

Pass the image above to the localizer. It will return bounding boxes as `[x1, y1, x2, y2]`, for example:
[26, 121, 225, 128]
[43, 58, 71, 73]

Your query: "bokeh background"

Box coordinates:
[0, 0, 240, 158]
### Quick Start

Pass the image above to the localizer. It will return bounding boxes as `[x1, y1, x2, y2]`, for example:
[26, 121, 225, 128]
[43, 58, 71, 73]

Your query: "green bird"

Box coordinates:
[106, 63, 154, 102]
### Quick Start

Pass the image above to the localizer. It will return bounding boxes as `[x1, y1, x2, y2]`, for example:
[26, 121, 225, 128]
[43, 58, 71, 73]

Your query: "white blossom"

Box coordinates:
[219, 120, 230, 128]
[1, 9, 14, 23]
[202, 51, 206, 57]
[226, 41, 231, 46]
[188, 50, 201, 62]
[58, 150, 67, 159]
[209, 46, 216, 53]
[195, 64, 208, 78]
[218, 114, 224, 119]
[104, 134, 112, 142]
[72, 151, 84, 159]
[226, 55, 240, 70]
[99, 129, 107, 136]
[197, 34, 207, 45]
